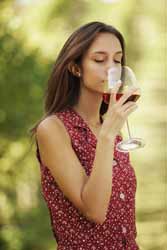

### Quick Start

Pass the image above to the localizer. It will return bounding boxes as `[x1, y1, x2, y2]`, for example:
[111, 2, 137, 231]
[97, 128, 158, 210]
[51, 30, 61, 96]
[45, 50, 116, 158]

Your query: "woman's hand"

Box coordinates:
[100, 82, 139, 139]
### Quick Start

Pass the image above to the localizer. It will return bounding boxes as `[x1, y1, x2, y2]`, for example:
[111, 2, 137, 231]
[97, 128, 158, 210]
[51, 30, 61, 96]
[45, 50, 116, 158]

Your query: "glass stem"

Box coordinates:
[126, 119, 132, 139]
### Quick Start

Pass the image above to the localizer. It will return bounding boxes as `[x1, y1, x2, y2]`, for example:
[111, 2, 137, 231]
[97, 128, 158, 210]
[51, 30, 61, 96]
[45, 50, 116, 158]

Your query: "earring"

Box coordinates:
[76, 71, 81, 77]
[73, 68, 81, 77]
[68, 63, 81, 77]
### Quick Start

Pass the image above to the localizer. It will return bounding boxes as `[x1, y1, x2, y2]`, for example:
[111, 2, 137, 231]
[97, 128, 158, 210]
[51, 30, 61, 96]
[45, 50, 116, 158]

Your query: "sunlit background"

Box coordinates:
[0, 0, 166, 250]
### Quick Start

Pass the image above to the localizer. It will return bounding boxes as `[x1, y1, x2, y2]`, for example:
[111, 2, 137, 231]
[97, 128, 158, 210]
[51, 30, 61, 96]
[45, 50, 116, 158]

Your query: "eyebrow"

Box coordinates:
[92, 51, 123, 55]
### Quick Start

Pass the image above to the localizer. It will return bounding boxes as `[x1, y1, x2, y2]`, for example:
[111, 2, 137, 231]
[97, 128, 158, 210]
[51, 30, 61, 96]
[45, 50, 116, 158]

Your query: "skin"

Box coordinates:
[73, 32, 123, 128]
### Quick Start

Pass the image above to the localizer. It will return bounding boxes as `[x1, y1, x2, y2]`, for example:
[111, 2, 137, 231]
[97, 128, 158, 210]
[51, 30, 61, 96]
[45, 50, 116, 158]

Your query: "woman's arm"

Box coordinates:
[36, 115, 115, 224]
[81, 132, 115, 224]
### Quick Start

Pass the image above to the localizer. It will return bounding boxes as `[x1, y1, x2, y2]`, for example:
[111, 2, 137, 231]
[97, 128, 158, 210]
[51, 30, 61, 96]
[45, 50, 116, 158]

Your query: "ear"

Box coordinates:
[67, 61, 74, 74]
[68, 62, 81, 77]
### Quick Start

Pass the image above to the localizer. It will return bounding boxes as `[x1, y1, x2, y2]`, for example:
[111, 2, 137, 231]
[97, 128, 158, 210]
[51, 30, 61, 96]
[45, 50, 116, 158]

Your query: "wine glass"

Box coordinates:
[102, 65, 146, 152]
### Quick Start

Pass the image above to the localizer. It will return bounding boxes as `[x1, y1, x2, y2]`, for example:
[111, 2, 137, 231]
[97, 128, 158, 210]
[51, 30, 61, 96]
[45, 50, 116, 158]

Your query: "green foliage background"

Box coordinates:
[0, 0, 166, 249]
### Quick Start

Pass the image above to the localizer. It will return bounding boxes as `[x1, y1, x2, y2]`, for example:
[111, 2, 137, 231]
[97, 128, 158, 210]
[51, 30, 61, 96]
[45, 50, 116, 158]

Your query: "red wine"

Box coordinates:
[103, 93, 140, 104]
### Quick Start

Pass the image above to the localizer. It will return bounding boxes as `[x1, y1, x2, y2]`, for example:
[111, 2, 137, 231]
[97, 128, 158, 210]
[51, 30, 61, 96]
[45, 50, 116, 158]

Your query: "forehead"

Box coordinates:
[86, 32, 122, 55]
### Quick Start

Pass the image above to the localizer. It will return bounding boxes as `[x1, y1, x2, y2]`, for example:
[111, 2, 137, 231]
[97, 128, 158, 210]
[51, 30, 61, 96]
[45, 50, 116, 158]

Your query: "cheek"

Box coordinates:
[82, 61, 104, 81]
[81, 61, 106, 93]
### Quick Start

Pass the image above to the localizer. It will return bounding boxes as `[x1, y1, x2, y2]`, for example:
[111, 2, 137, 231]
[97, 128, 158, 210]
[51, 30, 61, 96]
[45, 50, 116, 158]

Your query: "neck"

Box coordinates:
[73, 87, 103, 126]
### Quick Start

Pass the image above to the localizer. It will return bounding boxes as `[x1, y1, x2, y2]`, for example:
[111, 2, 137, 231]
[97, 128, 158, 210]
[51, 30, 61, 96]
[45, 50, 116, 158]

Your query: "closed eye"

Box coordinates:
[94, 59, 105, 63]
[94, 59, 121, 63]
[114, 60, 121, 64]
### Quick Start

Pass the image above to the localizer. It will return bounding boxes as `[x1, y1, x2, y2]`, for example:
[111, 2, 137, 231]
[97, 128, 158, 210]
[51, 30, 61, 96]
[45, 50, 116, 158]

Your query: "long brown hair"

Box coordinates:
[30, 21, 126, 138]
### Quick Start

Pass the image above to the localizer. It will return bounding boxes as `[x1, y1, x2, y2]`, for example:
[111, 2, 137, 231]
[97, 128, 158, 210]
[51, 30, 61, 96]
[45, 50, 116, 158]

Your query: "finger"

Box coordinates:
[117, 87, 140, 106]
[124, 104, 138, 116]
[121, 101, 138, 112]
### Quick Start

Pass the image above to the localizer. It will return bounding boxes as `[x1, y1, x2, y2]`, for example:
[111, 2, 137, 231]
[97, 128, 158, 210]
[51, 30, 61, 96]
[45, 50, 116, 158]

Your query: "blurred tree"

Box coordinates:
[43, 0, 88, 31]
[0, 24, 49, 140]
[0, 2, 52, 249]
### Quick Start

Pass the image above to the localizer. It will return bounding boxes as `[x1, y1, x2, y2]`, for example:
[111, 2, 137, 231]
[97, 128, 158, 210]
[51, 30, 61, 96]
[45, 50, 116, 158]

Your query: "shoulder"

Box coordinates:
[36, 114, 70, 144]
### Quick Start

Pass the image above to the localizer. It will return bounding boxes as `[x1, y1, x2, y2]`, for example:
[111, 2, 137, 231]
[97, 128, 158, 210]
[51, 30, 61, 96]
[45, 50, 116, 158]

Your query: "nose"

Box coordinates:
[105, 59, 121, 73]
[104, 64, 122, 78]
[106, 61, 115, 72]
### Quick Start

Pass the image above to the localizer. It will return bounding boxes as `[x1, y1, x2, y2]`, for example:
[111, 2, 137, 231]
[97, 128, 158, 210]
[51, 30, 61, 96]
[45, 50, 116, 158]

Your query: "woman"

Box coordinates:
[31, 21, 139, 250]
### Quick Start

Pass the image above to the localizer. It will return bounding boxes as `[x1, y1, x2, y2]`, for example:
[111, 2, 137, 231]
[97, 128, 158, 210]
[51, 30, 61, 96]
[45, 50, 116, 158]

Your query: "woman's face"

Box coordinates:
[80, 32, 123, 94]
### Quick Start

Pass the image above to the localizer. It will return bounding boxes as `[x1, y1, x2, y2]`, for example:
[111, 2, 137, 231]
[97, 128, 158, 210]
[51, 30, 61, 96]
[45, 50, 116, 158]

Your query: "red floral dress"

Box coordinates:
[36, 106, 139, 250]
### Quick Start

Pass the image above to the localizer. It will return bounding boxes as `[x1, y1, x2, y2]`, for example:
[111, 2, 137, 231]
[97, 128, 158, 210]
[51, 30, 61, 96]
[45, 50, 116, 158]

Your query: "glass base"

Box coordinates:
[116, 137, 146, 152]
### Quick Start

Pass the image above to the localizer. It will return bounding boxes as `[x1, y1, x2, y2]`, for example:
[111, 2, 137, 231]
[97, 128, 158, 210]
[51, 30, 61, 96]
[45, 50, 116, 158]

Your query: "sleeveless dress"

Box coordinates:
[36, 106, 139, 250]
